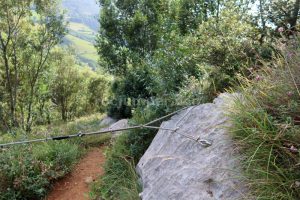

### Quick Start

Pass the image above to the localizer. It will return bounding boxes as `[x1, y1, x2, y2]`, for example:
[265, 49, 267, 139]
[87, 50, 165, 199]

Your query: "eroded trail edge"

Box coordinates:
[47, 146, 106, 200]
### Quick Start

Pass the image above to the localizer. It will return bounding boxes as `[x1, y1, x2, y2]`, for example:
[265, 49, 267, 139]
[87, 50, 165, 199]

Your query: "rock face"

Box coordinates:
[101, 118, 129, 136]
[109, 119, 129, 136]
[137, 93, 248, 200]
[100, 116, 117, 127]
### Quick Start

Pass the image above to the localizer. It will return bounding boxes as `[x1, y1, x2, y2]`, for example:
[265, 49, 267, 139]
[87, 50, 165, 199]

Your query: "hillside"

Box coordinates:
[61, 0, 99, 68]
[62, 0, 99, 31]
[63, 23, 98, 68]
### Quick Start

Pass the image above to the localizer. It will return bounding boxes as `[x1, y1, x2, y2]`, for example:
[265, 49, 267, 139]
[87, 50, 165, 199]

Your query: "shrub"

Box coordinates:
[188, 3, 257, 94]
[176, 76, 214, 106]
[32, 141, 80, 179]
[0, 142, 80, 200]
[107, 64, 156, 119]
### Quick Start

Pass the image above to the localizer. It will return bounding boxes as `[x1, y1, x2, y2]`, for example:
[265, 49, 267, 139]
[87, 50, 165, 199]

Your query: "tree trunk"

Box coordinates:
[62, 109, 67, 121]
[61, 100, 67, 122]
[259, 0, 266, 44]
[25, 93, 33, 132]
[290, 0, 300, 32]
[2, 47, 17, 127]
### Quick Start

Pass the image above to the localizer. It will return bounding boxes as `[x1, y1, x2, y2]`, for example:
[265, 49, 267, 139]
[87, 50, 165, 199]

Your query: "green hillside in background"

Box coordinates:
[61, 0, 99, 69]
[63, 22, 98, 68]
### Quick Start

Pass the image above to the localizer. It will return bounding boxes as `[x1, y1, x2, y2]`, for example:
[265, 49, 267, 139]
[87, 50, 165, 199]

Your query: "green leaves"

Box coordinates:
[0, 0, 66, 131]
[96, 0, 164, 75]
[0, 141, 79, 200]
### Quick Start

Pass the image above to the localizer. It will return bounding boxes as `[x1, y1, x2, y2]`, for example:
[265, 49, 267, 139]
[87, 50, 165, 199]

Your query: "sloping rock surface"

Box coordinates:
[100, 116, 117, 127]
[101, 119, 129, 136]
[137, 93, 248, 200]
[109, 119, 129, 134]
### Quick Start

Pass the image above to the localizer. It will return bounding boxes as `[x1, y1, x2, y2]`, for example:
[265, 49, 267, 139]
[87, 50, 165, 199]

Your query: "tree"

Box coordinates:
[97, 0, 170, 118]
[0, 0, 31, 128]
[96, 0, 165, 75]
[189, 2, 256, 93]
[177, 0, 221, 35]
[0, 0, 66, 131]
[88, 75, 110, 113]
[49, 49, 83, 122]
[267, 0, 300, 33]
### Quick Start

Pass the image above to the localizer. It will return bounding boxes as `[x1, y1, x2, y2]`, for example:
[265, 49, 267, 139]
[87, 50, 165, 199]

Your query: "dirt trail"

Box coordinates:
[47, 146, 106, 200]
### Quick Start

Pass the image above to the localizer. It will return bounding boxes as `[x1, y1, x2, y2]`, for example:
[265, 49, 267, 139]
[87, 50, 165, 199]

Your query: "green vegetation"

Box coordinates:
[90, 134, 141, 200]
[65, 35, 97, 63]
[0, 0, 300, 199]
[94, 0, 300, 199]
[0, 141, 80, 200]
[0, 2, 109, 199]
[0, 113, 111, 200]
[229, 36, 300, 199]
[64, 23, 98, 69]
[68, 22, 96, 42]
[62, 0, 99, 68]
[62, 0, 99, 31]
[31, 113, 111, 146]
[0, 10, 110, 131]
[91, 104, 169, 199]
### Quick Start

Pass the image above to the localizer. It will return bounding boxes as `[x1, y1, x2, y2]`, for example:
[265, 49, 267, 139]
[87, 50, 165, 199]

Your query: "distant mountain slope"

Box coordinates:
[61, 0, 99, 69]
[62, 0, 99, 31]
[62, 0, 99, 15]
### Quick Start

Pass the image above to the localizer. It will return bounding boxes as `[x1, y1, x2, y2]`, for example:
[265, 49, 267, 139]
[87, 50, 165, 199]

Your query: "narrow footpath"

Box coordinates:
[47, 146, 106, 200]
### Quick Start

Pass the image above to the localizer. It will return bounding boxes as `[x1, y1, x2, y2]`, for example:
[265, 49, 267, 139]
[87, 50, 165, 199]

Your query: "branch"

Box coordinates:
[0, 33, 5, 50]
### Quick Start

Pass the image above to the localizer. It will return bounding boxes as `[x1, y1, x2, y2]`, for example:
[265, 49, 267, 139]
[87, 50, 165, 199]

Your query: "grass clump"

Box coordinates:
[90, 134, 141, 200]
[229, 37, 300, 200]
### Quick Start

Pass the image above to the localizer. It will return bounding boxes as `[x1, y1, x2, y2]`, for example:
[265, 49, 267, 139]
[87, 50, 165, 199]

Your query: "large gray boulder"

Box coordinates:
[101, 119, 129, 137]
[110, 119, 128, 129]
[100, 116, 117, 127]
[137, 93, 249, 200]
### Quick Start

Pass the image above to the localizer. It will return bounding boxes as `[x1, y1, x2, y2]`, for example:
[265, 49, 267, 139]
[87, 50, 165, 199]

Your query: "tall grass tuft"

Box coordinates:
[229, 36, 300, 200]
[90, 134, 141, 200]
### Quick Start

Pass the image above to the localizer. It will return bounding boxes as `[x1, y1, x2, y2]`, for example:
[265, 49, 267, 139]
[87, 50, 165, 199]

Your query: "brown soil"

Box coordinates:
[47, 146, 106, 200]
